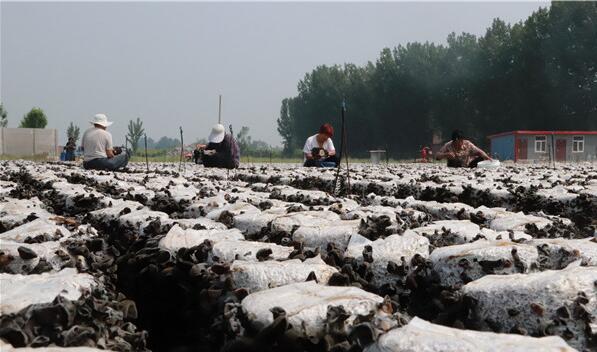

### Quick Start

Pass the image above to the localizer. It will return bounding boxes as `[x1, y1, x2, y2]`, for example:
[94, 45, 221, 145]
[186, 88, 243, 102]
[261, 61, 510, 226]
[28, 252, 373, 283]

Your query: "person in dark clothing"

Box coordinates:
[436, 130, 491, 168]
[197, 124, 239, 169]
[64, 137, 76, 161]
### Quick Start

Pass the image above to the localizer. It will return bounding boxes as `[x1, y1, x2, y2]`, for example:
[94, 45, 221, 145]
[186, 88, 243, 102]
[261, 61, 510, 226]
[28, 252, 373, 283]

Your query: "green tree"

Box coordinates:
[66, 122, 80, 142]
[126, 117, 145, 154]
[154, 136, 180, 149]
[236, 126, 252, 154]
[19, 108, 47, 128]
[278, 2, 596, 157]
[277, 98, 294, 155]
[0, 103, 7, 127]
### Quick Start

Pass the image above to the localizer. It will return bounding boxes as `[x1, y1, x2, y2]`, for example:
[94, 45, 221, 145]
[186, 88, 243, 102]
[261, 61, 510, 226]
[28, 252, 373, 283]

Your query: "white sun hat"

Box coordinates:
[208, 124, 226, 143]
[90, 113, 113, 127]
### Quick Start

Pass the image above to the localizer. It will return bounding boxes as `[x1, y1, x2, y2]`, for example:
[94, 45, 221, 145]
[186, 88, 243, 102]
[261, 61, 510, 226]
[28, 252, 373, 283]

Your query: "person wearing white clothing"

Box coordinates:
[303, 123, 338, 167]
[81, 114, 129, 171]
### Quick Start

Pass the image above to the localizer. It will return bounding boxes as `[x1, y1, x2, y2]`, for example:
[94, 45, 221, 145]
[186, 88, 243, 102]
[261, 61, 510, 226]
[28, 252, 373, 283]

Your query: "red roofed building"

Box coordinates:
[487, 131, 597, 162]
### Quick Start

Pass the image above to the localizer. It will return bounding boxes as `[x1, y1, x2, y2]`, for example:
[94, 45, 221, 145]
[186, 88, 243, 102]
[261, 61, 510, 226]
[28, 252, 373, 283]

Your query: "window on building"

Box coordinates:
[572, 136, 584, 153]
[535, 136, 547, 153]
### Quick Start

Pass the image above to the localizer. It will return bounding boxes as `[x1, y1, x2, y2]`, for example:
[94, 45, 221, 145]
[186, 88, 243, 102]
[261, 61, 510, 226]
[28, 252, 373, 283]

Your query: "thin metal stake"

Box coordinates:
[218, 95, 222, 124]
[144, 133, 149, 172]
[334, 100, 350, 196]
[551, 133, 556, 169]
[342, 101, 350, 194]
[179, 126, 184, 173]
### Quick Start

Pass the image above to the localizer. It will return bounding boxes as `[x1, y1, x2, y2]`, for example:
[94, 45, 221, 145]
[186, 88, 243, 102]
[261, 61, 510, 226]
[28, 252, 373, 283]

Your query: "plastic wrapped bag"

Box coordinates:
[477, 159, 500, 169]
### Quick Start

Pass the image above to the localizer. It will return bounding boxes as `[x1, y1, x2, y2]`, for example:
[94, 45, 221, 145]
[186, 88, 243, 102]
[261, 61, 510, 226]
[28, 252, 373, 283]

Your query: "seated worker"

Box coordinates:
[81, 114, 130, 171]
[64, 137, 76, 161]
[436, 130, 491, 168]
[420, 146, 432, 163]
[197, 124, 239, 169]
[303, 123, 338, 167]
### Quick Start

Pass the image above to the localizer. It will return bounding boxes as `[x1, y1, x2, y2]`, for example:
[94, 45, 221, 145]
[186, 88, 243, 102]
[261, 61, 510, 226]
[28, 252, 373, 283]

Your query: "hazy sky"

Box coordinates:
[1, 1, 549, 146]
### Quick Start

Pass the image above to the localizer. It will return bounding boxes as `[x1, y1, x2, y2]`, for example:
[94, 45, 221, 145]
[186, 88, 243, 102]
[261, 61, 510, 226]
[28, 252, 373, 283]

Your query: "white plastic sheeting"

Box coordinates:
[205, 202, 260, 221]
[0, 218, 71, 242]
[412, 220, 481, 244]
[47, 182, 105, 210]
[0, 240, 63, 273]
[292, 220, 361, 250]
[429, 240, 539, 286]
[0, 180, 16, 197]
[529, 238, 597, 266]
[270, 211, 341, 234]
[234, 209, 286, 235]
[0, 197, 51, 229]
[401, 196, 474, 219]
[365, 317, 576, 352]
[345, 231, 430, 284]
[242, 281, 383, 341]
[117, 209, 169, 234]
[463, 263, 597, 350]
[342, 205, 400, 221]
[211, 240, 293, 262]
[158, 225, 244, 252]
[0, 268, 95, 315]
[230, 256, 338, 292]
[161, 217, 227, 231]
[87, 200, 145, 222]
[270, 186, 337, 204]
[489, 212, 552, 232]
[0, 341, 105, 351]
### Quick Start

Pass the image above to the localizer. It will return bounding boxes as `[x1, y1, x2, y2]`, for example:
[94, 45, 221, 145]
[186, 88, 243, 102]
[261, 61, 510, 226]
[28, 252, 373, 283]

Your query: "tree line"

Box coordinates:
[277, 2, 597, 157]
[0, 105, 49, 129]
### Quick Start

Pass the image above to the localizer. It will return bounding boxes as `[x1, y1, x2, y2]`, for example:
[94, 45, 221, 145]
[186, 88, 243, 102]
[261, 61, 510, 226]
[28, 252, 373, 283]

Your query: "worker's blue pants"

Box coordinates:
[83, 152, 129, 171]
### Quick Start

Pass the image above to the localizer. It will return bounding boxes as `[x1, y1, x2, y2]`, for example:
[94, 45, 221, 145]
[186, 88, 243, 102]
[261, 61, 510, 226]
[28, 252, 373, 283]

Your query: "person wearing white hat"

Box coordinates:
[80, 114, 129, 171]
[196, 124, 239, 169]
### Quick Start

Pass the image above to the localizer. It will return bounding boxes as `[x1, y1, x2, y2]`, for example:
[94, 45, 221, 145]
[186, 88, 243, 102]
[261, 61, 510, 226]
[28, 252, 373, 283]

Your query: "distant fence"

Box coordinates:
[0, 128, 58, 157]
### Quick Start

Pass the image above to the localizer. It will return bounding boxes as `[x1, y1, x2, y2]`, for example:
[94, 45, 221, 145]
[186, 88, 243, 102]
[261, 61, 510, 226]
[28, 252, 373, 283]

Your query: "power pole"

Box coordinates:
[218, 95, 222, 124]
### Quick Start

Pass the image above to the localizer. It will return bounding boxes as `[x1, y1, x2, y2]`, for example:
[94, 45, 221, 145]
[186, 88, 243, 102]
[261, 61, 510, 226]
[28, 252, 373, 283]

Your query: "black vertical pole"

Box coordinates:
[179, 127, 184, 172]
[337, 103, 345, 163]
[343, 100, 350, 194]
[144, 134, 149, 172]
[551, 133, 556, 169]
[334, 100, 349, 195]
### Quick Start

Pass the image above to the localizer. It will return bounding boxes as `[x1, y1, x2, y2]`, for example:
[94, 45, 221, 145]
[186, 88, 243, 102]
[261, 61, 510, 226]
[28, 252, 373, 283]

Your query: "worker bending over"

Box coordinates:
[196, 124, 240, 169]
[436, 130, 491, 168]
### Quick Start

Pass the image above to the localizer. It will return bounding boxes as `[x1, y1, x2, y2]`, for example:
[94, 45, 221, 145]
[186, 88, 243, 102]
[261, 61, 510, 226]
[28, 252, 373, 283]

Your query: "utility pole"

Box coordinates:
[144, 134, 149, 172]
[218, 95, 222, 124]
[179, 126, 184, 173]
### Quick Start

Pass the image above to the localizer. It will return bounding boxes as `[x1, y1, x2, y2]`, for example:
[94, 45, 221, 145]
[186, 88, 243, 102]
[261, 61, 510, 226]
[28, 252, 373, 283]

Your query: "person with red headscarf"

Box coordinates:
[303, 123, 338, 167]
